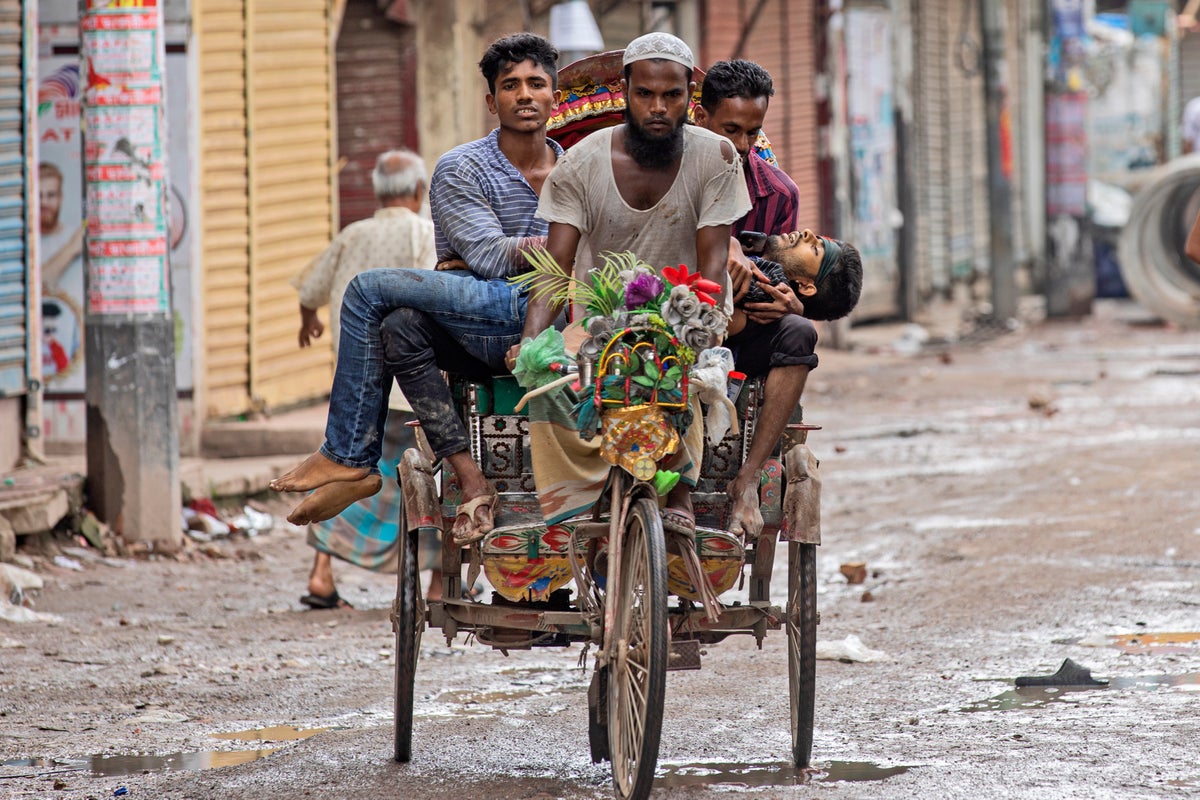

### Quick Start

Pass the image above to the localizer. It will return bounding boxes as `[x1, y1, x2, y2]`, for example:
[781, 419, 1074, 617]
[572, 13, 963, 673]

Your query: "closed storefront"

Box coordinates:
[838, 0, 901, 319]
[0, 0, 33, 469]
[335, 0, 418, 229]
[196, 0, 335, 418]
[0, 0, 28, 400]
[699, 0, 820, 228]
[911, 0, 989, 297]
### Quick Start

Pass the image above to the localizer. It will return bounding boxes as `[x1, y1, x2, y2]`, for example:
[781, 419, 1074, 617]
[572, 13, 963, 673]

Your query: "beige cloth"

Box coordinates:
[537, 125, 751, 317]
[290, 205, 435, 410]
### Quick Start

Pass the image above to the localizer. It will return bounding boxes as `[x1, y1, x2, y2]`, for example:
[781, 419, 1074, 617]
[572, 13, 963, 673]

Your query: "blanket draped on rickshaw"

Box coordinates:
[527, 385, 703, 526]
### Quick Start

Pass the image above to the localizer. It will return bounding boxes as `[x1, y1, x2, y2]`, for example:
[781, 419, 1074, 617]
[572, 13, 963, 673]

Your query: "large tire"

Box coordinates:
[393, 496, 424, 763]
[1118, 155, 1200, 327]
[787, 542, 818, 768]
[607, 498, 668, 800]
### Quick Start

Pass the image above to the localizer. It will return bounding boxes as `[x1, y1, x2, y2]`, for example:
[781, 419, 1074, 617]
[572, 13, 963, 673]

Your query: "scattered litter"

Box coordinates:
[1015, 658, 1108, 687]
[0, 600, 63, 625]
[157, 634, 175, 646]
[1, 563, 44, 595]
[840, 562, 867, 584]
[892, 324, 930, 356]
[79, 511, 111, 551]
[1, 636, 26, 647]
[114, 787, 129, 796]
[123, 710, 189, 724]
[182, 507, 231, 540]
[816, 634, 891, 663]
[52, 555, 83, 572]
[230, 505, 274, 536]
[60, 546, 103, 563]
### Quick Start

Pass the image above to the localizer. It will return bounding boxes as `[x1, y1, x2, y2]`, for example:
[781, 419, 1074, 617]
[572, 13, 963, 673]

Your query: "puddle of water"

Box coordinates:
[655, 760, 911, 789]
[1059, 631, 1200, 655]
[962, 673, 1200, 712]
[211, 725, 326, 742]
[0, 727, 329, 779]
[2, 749, 278, 778]
[1108, 632, 1200, 654]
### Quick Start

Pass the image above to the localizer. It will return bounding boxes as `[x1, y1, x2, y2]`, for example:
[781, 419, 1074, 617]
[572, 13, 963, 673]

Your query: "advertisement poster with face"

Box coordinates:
[38, 22, 194, 442]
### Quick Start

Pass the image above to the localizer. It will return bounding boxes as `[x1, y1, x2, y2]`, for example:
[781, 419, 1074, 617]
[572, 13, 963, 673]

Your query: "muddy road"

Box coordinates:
[3, 302, 1199, 799]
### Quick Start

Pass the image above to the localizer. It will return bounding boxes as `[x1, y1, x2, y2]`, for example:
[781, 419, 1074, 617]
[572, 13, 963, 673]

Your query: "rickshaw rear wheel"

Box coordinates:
[787, 541, 818, 768]
[607, 497, 668, 800]
[392, 498, 424, 763]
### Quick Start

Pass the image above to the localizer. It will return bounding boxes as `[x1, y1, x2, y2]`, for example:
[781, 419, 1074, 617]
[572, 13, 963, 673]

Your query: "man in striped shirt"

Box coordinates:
[694, 60, 823, 539]
[271, 33, 562, 549]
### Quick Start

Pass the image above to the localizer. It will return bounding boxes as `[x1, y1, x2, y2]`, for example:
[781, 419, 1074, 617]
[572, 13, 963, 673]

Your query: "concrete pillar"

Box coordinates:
[80, 0, 181, 549]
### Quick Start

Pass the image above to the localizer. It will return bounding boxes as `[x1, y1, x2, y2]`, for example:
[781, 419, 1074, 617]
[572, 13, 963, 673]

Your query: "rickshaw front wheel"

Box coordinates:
[392, 496, 425, 763]
[607, 497, 668, 800]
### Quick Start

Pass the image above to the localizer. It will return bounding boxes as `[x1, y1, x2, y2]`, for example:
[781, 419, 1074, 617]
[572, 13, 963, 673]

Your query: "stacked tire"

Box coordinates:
[1118, 155, 1200, 327]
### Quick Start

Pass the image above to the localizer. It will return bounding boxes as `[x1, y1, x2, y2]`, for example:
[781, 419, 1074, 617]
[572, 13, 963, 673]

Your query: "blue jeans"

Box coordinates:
[321, 269, 526, 472]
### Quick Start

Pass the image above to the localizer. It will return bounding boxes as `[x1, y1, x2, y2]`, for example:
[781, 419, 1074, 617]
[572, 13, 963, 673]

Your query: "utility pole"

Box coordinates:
[979, 0, 1017, 322]
[80, 0, 181, 550]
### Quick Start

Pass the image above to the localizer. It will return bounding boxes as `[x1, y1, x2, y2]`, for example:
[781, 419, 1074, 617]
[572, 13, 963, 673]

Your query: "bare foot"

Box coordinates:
[308, 551, 336, 598]
[270, 451, 370, 493]
[727, 473, 763, 540]
[287, 475, 382, 525]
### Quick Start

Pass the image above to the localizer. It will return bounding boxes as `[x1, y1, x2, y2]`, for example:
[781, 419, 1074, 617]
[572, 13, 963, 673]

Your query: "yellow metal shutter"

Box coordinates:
[246, 0, 334, 409]
[197, 0, 252, 418]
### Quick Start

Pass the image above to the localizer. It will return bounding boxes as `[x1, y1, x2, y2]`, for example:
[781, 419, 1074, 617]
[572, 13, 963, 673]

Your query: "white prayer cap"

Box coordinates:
[621, 32, 693, 71]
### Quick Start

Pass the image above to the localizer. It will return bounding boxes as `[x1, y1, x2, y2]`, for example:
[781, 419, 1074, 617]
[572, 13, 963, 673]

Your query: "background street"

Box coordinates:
[3, 300, 1198, 800]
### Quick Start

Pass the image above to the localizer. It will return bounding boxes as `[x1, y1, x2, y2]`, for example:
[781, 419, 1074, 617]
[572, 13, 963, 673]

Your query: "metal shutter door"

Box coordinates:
[246, 0, 334, 409]
[0, 0, 25, 397]
[197, 0, 253, 417]
[335, 0, 417, 230]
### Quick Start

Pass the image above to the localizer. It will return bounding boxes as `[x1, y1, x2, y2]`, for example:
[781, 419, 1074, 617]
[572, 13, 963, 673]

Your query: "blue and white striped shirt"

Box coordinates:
[429, 128, 564, 280]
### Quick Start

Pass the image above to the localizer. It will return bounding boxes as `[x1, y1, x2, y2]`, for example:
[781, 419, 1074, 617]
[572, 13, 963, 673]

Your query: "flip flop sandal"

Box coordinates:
[660, 508, 696, 538]
[451, 492, 499, 547]
[299, 590, 354, 610]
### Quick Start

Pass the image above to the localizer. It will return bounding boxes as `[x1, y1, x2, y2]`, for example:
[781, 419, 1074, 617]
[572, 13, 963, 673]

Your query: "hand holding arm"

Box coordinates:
[742, 280, 805, 325]
[506, 222, 581, 370]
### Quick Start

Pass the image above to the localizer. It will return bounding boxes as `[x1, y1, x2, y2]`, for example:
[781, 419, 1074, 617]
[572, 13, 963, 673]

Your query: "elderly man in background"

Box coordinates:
[289, 148, 442, 609]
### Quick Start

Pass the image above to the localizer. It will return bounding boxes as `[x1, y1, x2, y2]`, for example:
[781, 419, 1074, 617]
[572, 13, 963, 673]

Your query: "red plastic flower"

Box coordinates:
[661, 264, 721, 306]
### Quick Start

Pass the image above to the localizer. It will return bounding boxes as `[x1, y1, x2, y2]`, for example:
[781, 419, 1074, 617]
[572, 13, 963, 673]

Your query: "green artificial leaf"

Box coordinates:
[643, 359, 660, 379]
[632, 375, 655, 388]
[627, 351, 641, 372]
[659, 377, 677, 392]
[603, 385, 626, 401]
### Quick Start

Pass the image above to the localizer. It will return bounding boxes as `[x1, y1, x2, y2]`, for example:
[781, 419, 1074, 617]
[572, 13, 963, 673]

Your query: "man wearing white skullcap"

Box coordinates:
[509, 32, 752, 541]
[622, 31, 694, 70]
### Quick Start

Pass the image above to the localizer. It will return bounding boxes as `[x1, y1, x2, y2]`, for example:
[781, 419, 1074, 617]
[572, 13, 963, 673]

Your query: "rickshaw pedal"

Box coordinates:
[667, 639, 702, 671]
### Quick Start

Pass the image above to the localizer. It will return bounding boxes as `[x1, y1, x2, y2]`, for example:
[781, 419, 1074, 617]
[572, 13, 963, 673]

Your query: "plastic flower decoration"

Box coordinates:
[661, 264, 721, 307]
[511, 247, 730, 372]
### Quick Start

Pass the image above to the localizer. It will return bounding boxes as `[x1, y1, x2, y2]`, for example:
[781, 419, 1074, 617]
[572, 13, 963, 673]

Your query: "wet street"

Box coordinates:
[3, 300, 1199, 799]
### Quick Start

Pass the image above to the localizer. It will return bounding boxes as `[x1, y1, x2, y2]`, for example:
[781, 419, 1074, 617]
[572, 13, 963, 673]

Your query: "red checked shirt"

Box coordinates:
[733, 152, 800, 236]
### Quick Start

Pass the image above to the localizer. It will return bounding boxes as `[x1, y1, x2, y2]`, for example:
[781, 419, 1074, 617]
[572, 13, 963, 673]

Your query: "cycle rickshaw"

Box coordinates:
[389, 53, 826, 800]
